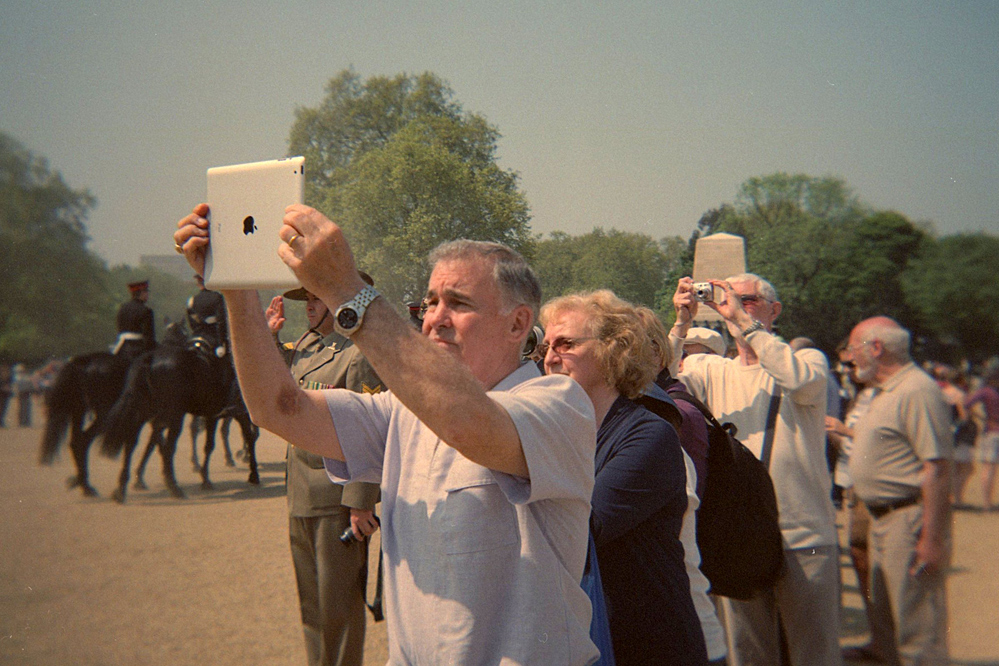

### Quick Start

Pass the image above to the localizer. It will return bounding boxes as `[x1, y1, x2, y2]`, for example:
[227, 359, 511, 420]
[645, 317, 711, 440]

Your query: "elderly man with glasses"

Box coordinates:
[667, 274, 840, 666]
[845, 316, 952, 666]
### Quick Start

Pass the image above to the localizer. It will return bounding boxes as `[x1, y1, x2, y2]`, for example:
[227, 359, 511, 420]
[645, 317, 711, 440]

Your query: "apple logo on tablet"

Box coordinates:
[243, 216, 256, 235]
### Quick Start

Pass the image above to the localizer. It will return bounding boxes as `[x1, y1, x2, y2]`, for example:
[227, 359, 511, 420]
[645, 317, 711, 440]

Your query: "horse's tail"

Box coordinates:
[39, 359, 83, 464]
[100, 354, 153, 458]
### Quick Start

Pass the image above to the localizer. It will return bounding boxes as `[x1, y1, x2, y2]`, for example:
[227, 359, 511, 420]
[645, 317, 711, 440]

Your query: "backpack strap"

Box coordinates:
[673, 386, 783, 469]
[760, 387, 783, 470]
[669, 389, 731, 434]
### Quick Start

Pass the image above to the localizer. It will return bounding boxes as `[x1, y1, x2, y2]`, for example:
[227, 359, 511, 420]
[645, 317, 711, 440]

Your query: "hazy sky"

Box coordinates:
[3, 1, 998, 266]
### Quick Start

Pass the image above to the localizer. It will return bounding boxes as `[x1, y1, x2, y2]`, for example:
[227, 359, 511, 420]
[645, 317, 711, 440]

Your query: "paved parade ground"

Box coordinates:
[2, 403, 998, 665]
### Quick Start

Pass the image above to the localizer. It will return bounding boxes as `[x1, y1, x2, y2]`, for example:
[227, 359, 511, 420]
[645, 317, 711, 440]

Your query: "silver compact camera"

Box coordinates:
[692, 282, 716, 303]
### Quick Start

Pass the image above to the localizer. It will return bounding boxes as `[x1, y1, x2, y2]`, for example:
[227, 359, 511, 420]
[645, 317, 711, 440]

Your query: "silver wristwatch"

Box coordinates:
[740, 319, 766, 337]
[334, 285, 380, 337]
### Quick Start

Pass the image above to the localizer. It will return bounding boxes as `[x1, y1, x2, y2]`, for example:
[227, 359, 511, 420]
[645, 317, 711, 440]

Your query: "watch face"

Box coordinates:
[337, 308, 358, 330]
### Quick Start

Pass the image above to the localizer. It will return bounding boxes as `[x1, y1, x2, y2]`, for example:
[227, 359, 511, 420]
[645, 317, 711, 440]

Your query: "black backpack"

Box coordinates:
[671, 388, 785, 600]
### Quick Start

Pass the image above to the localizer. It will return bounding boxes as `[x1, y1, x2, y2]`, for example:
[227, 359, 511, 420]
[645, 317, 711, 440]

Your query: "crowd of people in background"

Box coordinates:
[171, 199, 999, 666]
[0, 359, 62, 428]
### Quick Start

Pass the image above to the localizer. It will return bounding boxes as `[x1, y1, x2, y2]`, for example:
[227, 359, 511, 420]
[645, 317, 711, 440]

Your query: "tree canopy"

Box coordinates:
[536, 171, 997, 363]
[0, 132, 113, 361]
[680, 174, 926, 352]
[0, 132, 205, 364]
[902, 233, 999, 362]
[534, 228, 681, 310]
[289, 70, 532, 305]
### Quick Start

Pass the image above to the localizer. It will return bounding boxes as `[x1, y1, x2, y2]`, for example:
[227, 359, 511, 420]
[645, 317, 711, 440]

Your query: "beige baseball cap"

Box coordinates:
[683, 327, 726, 356]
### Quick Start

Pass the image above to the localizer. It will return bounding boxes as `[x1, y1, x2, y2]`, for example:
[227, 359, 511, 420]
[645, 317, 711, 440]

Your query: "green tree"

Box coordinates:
[534, 228, 677, 310]
[732, 172, 865, 229]
[289, 71, 532, 306]
[902, 233, 999, 362]
[0, 132, 115, 362]
[784, 211, 927, 352]
[697, 174, 927, 353]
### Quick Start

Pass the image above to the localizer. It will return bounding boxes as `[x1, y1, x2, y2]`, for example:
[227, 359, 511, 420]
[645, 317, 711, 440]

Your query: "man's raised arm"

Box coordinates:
[174, 204, 342, 459]
[275, 205, 530, 478]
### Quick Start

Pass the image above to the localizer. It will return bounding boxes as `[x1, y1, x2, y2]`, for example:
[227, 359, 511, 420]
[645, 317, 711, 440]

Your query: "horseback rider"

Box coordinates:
[186, 274, 228, 359]
[114, 280, 156, 357]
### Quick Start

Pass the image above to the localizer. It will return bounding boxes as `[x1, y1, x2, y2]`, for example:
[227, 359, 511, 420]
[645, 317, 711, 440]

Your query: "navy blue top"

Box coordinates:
[592, 396, 708, 666]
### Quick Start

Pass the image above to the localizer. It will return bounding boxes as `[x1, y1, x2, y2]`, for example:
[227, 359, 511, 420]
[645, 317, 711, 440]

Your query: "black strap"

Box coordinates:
[760, 387, 782, 470]
[669, 389, 720, 430]
[366, 545, 384, 622]
[673, 386, 782, 469]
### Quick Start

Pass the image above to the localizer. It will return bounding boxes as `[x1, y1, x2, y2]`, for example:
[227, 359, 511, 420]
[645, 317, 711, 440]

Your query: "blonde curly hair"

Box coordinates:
[540, 290, 658, 399]
[635, 306, 672, 373]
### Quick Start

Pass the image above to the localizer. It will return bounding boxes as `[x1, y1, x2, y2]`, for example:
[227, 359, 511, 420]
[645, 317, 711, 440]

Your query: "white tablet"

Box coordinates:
[204, 156, 305, 290]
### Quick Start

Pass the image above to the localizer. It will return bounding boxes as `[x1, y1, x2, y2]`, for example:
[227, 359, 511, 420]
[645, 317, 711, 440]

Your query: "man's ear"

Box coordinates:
[770, 301, 782, 322]
[509, 305, 533, 341]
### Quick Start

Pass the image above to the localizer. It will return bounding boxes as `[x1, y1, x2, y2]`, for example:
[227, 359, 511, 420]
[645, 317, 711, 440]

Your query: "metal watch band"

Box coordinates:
[334, 285, 380, 337]
[740, 319, 766, 337]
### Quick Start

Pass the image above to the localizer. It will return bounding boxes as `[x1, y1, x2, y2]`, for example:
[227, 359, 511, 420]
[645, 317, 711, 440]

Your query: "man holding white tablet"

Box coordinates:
[175, 202, 599, 665]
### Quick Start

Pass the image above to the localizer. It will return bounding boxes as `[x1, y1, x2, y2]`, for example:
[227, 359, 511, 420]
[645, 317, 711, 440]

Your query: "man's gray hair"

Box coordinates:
[726, 273, 779, 302]
[428, 239, 541, 319]
[858, 319, 912, 361]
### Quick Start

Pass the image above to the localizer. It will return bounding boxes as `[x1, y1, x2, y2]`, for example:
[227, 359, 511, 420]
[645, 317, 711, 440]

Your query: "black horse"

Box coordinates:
[99, 325, 259, 503]
[39, 349, 135, 497]
[130, 399, 252, 495]
[185, 414, 239, 472]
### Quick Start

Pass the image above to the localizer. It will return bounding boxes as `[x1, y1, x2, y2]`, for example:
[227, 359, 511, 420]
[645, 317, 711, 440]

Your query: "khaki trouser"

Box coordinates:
[290, 509, 368, 666]
[717, 545, 842, 666]
[867, 504, 949, 666]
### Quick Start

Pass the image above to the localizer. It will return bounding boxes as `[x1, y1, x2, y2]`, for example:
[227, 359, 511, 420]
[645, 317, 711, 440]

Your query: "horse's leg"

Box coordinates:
[160, 417, 185, 499]
[189, 415, 201, 471]
[199, 417, 219, 491]
[68, 415, 99, 497]
[221, 416, 236, 467]
[240, 415, 260, 485]
[111, 427, 142, 504]
[133, 427, 160, 491]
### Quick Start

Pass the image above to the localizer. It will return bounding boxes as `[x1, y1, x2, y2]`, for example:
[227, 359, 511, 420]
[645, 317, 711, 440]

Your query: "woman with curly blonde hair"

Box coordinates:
[541, 290, 707, 666]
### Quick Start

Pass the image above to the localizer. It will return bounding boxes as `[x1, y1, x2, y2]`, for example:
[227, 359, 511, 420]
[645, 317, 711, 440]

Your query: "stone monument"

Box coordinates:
[691, 232, 746, 328]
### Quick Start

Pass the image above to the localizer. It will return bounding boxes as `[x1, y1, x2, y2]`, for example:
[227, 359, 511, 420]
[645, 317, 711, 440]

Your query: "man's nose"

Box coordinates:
[422, 306, 448, 333]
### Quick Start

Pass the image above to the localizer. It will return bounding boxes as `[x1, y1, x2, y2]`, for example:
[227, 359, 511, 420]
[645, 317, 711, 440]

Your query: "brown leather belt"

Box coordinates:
[866, 496, 920, 519]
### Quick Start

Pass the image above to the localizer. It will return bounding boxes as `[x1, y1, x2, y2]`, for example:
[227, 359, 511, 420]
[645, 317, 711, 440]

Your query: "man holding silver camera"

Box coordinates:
[266, 282, 382, 666]
[668, 274, 840, 666]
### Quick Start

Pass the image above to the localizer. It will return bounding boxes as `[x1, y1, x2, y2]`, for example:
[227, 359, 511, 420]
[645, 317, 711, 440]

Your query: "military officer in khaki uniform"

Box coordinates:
[267, 276, 382, 666]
